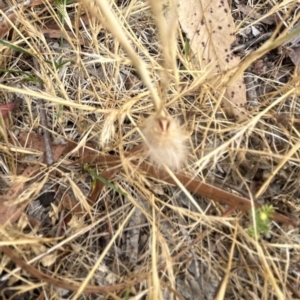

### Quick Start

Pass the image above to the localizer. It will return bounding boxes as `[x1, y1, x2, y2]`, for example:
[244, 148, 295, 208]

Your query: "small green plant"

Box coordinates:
[184, 38, 190, 56]
[123, 288, 130, 300]
[248, 205, 274, 239]
[83, 163, 127, 196]
[0, 39, 33, 56]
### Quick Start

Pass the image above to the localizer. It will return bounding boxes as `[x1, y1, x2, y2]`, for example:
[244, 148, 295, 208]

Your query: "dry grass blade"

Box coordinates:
[80, 0, 188, 170]
[0, 245, 136, 293]
[0, 101, 19, 116]
[0, 165, 40, 224]
[147, 0, 179, 89]
[75, 153, 297, 226]
[214, 223, 238, 300]
[0, 10, 17, 38]
[80, 0, 162, 113]
[72, 207, 136, 299]
[177, 0, 247, 120]
[33, 58, 54, 166]
[87, 167, 121, 204]
[228, 23, 300, 85]
[1, 0, 300, 298]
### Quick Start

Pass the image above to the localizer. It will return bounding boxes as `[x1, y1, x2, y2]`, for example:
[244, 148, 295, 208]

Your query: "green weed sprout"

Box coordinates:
[248, 205, 274, 239]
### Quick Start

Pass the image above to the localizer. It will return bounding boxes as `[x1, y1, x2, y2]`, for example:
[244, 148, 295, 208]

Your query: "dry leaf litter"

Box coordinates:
[0, 0, 300, 299]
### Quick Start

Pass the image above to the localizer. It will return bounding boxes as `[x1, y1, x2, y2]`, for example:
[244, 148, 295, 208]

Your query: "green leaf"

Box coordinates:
[184, 38, 190, 56]
[123, 288, 131, 300]
[45, 58, 70, 70]
[0, 68, 42, 83]
[56, 104, 64, 121]
[84, 164, 127, 196]
[0, 40, 34, 57]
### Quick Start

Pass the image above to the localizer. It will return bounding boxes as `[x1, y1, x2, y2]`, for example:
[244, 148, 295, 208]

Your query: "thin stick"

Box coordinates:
[81, 0, 162, 113]
[33, 58, 54, 166]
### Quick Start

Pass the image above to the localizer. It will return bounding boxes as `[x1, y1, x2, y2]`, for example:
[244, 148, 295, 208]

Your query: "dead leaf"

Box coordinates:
[0, 1, 8, 10]
[41, 15, 91, 46]
[65, 156, 125, 216]
[67, 215, 85, 230]
[41, 29, 89, 46]
[0, 13, 16, 38]
[1, 0, 55, 12]
[40, 253, 57, 267]
[26, 215, 41, 232]
[13, 134, 96, 160]
[1, 164, 40, 201]
[0, 164, 40, 224]
[177, 0, 247, 120]
[61, 140, 98, 158]
[0, 101, 19, 116]
[17, 132, 47, 152]
[87, 167, 121, 204]
[236, 5, 276, 25]
[282, 21, 300, 48]
[16, 132, 99, 163]
[44, 14, 90, 30]
[287, 46, 300, 72]
[0, 201, 21, 226]
[0, 0, 56, 39]
[15, 132, 67, 162]
[61, 193, 86, 215]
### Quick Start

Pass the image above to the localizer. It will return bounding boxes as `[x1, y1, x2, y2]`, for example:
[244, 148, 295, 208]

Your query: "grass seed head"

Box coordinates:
[100, 111, 117, 147]
[141, 114, 187, 170]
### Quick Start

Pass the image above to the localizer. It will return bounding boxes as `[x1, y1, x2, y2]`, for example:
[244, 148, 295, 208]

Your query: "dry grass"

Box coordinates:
[0, 0, 300, 299]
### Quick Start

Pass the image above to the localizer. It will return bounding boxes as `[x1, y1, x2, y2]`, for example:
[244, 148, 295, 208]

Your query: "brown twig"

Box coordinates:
[33, 58, 54, 166]
[75, 152, 298, 227]
[0, 224, 212, 294]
